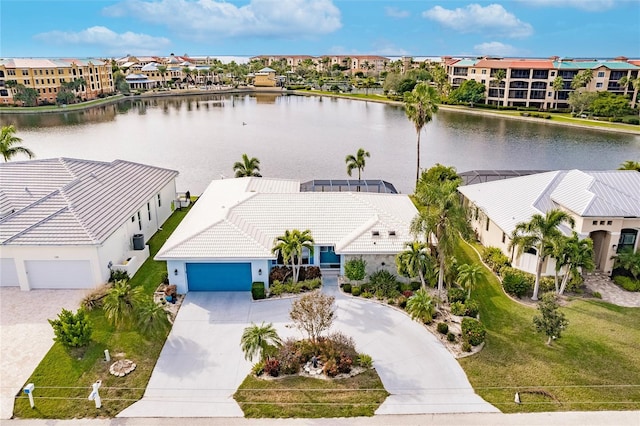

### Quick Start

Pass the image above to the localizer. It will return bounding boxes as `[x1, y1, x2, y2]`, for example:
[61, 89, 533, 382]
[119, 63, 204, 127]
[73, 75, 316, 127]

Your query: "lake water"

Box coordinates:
[1, 93, 639, 194]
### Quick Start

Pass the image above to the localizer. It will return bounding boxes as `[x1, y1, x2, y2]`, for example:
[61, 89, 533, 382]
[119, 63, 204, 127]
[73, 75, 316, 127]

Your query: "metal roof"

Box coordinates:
[0, 158, 178, 245]
[300, 179, 398, 194]
[155, 178, 416, 260]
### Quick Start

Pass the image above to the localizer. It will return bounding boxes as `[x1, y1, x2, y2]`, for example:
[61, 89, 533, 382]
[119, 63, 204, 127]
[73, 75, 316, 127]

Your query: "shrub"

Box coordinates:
[342, 283, 352, 293]
[462, 342, 472, 352]
[323, 359, 338, 377]
[450, 301, 466, 316]
[437, 322, 449, 334]
[252, 360, 265, 376]
[48, 308, 92, 348]
[540, 277, 555, 293]
[299, 266, 322, 281]
[400, 283, 413, 292]
[448, 287, 466, 304]
[269, 266, 292, 284]
[397, 295, 407, 309]
[356, 353, 373, 368]
[502, 271, 531, 298]
[410, 281, 422, 291]
[81, 284, 110, 311]
[264, 358, 280, 377]
[337, 352, 353, 374]
[402, 290, 414, 298]
[298, 278, 322, 291]
[614, 275, 640, 292]
[482, 247, 511, 273]
[461, 317, 486, 346]
[369, 269, 400, 298]
[276, 338, 303, 375]
[351, 286, 361, 297]
[406, 289, 436, 324]
[464, 300, 479, 318]
[252, 282, 266, 300]
[344, 258, 367, 281]
[161, 272, 169, 284]
[447, 332, 456, 342]
[361, 291, 373, 298]
[109, 269, 130, 283]
[269, 280, 286, 296]
[624, 117, 639, 125]
[592, 291, 602, 299]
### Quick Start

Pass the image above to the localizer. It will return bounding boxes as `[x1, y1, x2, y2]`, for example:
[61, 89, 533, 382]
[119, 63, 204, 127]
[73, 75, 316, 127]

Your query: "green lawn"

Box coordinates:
[456, 241, 640, 412]
[234, 370, 388, 418]
[12, 205, 192, 419]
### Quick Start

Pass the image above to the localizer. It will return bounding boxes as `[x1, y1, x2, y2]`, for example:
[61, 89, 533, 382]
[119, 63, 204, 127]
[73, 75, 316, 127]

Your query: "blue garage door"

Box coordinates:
[186, 263, 252, 291]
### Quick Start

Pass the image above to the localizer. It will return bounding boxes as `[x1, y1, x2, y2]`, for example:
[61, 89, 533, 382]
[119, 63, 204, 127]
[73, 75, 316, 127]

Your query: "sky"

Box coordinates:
[1, 0, 639, 60]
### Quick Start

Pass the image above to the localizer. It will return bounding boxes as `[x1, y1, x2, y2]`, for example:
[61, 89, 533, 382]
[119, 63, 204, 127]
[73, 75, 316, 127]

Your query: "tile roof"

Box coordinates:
[509, 60, 554, 69]
[0, 158, 178, 245]
[155, 178, 417, 260]
[458, 170, 640, 235]
[0, 58, 107, 68]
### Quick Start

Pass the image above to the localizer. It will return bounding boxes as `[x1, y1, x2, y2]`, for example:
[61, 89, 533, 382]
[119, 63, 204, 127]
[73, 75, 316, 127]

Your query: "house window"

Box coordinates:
[596, 82, 603, 88]
[597, 71, 605, 78]
[157, 193, 161, 207]
[371, 230, 380, 237]
[550, 71, 555, 76]
[137, 212, 142, 230]
[474, 207, 479, 220]
[147, 202, 151, 221]
[607, 220, 612, 225]
[592, 220, 598, 225]
[482, 69, 487, 74]
[485, 218, 490, 231]
[502, 232, 506, 243]
[525, 247, 537, 255]
[599, 220, 605, 225]
[548, 92, 552, 96]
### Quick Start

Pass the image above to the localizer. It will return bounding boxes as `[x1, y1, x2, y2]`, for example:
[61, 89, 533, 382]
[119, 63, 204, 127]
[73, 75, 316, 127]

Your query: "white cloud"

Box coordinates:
[520, 0, 616, 12]
[103, 0, 342, 39]
[385, 7, 410, 18]
[34, 26, 171, 55]
[474, 41, 519, 56]
[422, 3, 533, 38]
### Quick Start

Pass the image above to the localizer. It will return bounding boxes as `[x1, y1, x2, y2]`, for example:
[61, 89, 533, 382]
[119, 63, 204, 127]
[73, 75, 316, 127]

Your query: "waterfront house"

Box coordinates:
[155, 177, 417, 293]
[0, 158, 178, 290]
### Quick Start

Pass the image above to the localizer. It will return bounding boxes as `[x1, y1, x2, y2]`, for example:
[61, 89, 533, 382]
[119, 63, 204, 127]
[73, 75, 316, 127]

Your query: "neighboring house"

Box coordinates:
[254, 67, 277, 87]
[125, 73, 157, 90]
[458, 169, 640, 277]
[0, 158, 178, 290]
[155, 177, 417, 293]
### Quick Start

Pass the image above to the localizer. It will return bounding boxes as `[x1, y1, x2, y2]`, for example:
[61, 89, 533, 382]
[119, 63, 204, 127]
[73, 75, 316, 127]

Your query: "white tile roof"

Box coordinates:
[155, 178, 417, 260]
[0, 158, 178, 245]
[458, 170, 640, 235]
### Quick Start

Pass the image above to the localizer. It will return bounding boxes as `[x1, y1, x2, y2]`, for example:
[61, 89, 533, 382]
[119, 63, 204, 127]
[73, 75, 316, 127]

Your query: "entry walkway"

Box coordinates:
[583, 273, 640, 307]
[120, 277, 496, 417]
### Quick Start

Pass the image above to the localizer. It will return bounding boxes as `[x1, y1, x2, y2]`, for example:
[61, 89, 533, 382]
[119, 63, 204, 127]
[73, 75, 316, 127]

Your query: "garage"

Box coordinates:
[25, 260, 93, 289]
[186, 262, 252, 291]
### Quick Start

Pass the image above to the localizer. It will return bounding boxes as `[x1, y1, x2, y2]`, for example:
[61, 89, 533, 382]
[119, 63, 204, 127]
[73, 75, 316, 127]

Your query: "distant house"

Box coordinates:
[125, 73, 157, 90]
[254, 67, 277, 87]
[155, 177, 417, 293]
[0, 158, 178, 290]
[458, 170, 640, 276]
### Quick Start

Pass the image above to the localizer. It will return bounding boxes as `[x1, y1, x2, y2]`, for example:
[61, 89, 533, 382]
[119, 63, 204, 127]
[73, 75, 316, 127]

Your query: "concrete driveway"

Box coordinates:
[0, 288, 84, 419]
[119, 277, 497, 417]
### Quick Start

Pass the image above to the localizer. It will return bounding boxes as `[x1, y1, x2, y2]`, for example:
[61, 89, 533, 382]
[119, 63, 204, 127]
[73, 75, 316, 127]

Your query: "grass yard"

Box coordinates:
[234, 369, 388, 418]
[455, 241, 640, 413]
[12, 205, 192, 419]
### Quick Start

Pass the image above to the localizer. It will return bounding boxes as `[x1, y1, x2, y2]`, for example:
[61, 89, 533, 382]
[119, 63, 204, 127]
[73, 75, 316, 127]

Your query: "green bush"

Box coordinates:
[437, 322, 449, 334]
[614, 275, 640, 292]
[462, 342, 472, 352]
[447, 332, 456, 342]
[502, 270, 531, 298]
[298, 278, 322, 291]
[369, 269, 400, 298]
[400, 283, 413, 292]
[410, 281, 422, 291]
[252, 360, 265, 376]
[450, 301, 466, 316]
[361, 291, 373, 298]
[624, 117, 639, 125]
[464, 299, 479, 318]
[109, 269, 130, 283]
[592, 291, 602, 299]
[540, 276, 556, 293]
[252, 282, 266, 300]
[342, 283, 352, 293]
[344, 258, 367, 281]
[461, 317, 486, 346]
[270, 280, 286, 296]
[448, 287, 466, 304]
[48, 308, 92, 348]
[356, 353, 373, 368]
[351, 286, 361, 296]
[482, 247, 511, 273]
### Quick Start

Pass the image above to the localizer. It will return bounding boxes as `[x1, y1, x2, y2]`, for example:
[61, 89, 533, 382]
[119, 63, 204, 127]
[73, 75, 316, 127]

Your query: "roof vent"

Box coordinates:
[371, 230, 380, 237]
[388, 230, 396, 237]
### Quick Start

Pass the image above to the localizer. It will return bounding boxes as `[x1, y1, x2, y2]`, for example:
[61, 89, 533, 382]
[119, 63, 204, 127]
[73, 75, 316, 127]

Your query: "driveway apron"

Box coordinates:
[120, 277, 497, 417]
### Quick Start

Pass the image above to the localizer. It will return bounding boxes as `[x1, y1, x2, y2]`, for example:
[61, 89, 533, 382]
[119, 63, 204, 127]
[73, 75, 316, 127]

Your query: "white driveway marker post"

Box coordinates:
[88, 380, 102, 409]
[23, 383, 35, 409]
[104, 349, 110, 362]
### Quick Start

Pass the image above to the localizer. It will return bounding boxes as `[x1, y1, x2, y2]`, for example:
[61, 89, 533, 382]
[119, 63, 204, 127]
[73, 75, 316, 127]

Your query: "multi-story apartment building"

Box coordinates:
[445, 56, 639, 109]
[0, 58, 114, 105]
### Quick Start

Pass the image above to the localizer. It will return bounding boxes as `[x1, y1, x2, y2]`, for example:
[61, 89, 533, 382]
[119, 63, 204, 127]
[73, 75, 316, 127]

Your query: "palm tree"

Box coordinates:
[1, 125, 34, 162]
[396, 241, 433, 289]
[556, 233, 595, 295]
[136, 298, 171, 337]
[233, 154, 262, 177]
[552, 75, 564, 109]
[157, 65, 168, 87]
[240, 322, 282, 362]
[404, 82, 440, 184]
[618, 160, 640, 171]
[345, 148, 370, 187]
[612, 249, 640, 280]
[272, 229, 314, 283]
[411, 180, 468, 299]
[511, 209, 576, 301]
[457, 263, 484, 299]
[618, 76, 640, 111]
[405, 289, 436, 324]
[491, 69, 506, 105]
[102, 280, 145, 329]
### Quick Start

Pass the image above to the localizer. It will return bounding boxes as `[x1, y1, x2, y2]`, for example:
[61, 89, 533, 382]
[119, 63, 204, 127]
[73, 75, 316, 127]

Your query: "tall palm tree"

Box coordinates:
[511, 209, 576, 301]
[404, 82, 440, 184]
[556, 233, 595, 295]
[345, 148, 370, 187]
[395, 241, 433, 289]
[157, 65, 168, 87]
[457, 263, 484, 299]
[618, 76, 640, 111]
[618, 160, 640, 171]
[102, 280, 145, 329]
[552, 75, 564, 109]
[411, 180, 468, 299]
[233, 154, 262, 177]
[240, 322, 282, 362]
[491, 69, 506, 104]
[405, 289, 436, 324]
[1, 125, 34, 162]
[272, 229, 314, 283]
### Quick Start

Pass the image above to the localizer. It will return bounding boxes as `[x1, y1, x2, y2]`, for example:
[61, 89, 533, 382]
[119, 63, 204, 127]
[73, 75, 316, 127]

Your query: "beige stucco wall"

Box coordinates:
[343, 253, 409, 282]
